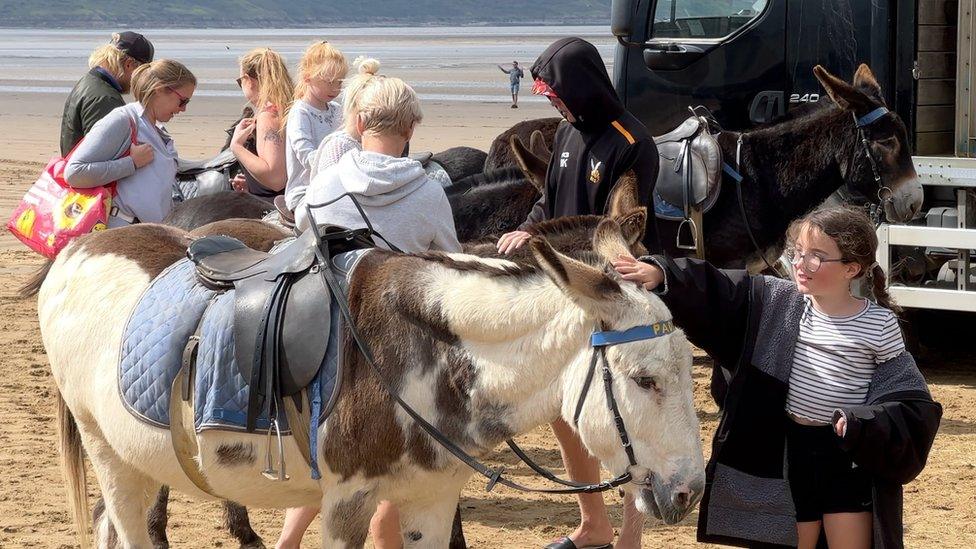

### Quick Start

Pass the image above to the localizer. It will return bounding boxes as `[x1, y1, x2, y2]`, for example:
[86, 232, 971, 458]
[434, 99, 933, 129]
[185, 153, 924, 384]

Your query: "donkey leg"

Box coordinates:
[448, 505, 468, 549]
[147, 486, 170, 549]
[398, 493, 462, 548]
[80, 426, 159, 548]
[319, 483, 378, 549]
[223, 501, 265, 549]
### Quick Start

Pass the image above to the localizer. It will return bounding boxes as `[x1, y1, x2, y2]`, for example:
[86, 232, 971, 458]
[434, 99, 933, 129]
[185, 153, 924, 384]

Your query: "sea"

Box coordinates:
[0, 26, 615, 104]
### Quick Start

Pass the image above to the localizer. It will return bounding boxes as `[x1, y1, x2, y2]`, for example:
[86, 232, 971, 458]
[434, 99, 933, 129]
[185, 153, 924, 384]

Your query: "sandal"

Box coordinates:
[543, 536, 613, 549]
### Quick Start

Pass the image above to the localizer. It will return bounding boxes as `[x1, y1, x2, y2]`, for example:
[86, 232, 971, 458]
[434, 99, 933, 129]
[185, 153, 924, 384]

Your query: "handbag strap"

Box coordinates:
[62, 115, 141, 195]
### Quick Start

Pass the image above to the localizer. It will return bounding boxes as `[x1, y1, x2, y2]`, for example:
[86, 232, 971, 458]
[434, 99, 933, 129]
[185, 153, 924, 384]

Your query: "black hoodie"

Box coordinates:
[521, 37, 661, 253]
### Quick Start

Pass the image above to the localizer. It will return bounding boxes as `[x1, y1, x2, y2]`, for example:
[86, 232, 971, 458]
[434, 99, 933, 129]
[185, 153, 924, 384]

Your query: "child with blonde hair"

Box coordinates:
[307, 56, 382, 180]
[279, 72, 459, 549]
[298, 73, 459, 252]
[283, 41, 349, 210]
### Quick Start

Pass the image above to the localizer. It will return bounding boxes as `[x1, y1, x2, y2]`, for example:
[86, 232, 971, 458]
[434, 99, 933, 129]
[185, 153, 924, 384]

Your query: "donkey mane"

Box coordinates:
[446, 166, 525, 197]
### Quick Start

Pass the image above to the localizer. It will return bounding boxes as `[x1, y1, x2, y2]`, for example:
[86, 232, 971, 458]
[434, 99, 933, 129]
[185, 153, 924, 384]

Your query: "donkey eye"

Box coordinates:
[872, 136, 900, 155]
[633, 376, 660, 392]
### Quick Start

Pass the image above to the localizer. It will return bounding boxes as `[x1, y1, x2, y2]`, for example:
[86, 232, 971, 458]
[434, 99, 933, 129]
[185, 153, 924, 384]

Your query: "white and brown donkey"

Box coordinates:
[38, 189, 704, 548]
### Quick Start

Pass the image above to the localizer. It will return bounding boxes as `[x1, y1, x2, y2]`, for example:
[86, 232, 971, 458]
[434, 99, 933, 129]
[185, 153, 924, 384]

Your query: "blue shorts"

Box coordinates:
[510, 82, 520, 94]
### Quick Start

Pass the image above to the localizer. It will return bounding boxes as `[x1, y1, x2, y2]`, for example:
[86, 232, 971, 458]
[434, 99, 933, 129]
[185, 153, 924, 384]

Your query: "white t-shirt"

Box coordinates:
[785, 298, 906, 423]
[284, 99, 341, 210]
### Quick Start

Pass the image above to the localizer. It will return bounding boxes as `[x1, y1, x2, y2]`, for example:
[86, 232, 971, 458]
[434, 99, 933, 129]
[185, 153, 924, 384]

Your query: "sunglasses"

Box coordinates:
[236, 73, 257, 89]
[168, 87, 191, 107]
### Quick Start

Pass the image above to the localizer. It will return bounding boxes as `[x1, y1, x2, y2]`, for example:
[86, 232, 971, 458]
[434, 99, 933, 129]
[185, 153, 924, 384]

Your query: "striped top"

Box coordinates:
[785, 298, 905, 423]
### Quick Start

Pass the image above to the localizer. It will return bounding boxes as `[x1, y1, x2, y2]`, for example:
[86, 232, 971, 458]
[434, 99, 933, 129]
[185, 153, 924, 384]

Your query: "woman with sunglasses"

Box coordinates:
[64, 59, 196, 227]
[228, 48, 294, 202]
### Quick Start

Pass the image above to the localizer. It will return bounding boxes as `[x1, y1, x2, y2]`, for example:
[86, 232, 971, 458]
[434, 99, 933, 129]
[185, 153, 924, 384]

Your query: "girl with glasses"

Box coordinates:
[611, 205, 941, 549]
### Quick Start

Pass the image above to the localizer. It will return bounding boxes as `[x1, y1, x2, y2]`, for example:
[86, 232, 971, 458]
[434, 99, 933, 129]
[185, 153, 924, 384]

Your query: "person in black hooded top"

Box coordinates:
[497, 37, 660, 549]
[497, 36, 661, 256]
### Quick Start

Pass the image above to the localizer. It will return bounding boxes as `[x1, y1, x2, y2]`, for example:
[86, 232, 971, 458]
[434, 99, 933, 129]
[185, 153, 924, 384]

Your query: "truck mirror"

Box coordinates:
[611, 0, 637, 39]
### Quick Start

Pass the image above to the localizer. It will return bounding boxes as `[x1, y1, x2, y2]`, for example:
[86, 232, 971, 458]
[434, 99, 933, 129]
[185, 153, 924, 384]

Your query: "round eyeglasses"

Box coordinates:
[785, 248, 847, 273]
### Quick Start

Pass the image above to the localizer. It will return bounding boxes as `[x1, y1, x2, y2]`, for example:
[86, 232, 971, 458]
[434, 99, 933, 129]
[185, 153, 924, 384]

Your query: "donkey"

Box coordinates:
[446, 165, 540, 242]
[430, 146, 488, 182]
[508, 65, 924, 269]
[163, 192, 273, 231]
[485, 117, 561, 171]
[164, 136, 544, 242]
[38, 190, 704, 548]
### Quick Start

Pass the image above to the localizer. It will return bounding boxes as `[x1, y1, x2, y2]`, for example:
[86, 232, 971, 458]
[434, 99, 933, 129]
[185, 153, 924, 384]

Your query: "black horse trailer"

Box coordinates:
[610, 0, 976, 314]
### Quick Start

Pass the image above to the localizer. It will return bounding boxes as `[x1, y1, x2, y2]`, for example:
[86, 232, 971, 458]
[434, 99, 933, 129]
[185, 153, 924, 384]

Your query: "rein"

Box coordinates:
[306, 212, 674, 494]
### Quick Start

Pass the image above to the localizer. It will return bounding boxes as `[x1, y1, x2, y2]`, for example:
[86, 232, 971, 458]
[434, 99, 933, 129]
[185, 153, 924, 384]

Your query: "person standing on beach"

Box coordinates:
[60, 31, 154, 156]
[497, 60, 524, 108]
[496, 36, 660, 549]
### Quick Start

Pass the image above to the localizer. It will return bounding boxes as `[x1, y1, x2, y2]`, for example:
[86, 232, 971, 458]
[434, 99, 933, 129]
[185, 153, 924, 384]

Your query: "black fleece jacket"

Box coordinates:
[643, 255, 942, 549]
[521, 37, 661, 253]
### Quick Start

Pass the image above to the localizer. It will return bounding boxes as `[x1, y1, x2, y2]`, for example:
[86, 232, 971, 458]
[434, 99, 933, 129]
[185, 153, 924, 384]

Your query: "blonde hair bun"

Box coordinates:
[354, 56, 381, 76]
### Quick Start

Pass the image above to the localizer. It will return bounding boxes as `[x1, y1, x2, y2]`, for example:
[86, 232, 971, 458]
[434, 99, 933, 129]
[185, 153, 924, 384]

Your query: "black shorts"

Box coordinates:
[786, 419, 873, 522]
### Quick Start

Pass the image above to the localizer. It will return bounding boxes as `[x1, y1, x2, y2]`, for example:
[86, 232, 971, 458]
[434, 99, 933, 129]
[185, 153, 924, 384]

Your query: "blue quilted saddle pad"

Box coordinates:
[119, 257, 343, 433]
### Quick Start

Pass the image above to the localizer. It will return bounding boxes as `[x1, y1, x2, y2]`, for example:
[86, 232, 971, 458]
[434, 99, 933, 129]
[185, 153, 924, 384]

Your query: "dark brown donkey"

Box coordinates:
[510, 64, 924, 269]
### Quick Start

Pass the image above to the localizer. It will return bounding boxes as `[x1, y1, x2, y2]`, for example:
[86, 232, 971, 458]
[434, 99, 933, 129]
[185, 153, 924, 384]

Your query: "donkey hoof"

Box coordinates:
[239, 540, 266, 549]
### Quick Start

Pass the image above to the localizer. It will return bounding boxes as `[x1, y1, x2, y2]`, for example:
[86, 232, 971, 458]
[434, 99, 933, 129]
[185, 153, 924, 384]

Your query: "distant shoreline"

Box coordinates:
[0, 20, 609, 30]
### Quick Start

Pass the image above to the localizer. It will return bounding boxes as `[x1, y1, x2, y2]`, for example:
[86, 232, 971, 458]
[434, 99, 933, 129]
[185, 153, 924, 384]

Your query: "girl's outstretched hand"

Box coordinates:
[612, 254, 664, 291]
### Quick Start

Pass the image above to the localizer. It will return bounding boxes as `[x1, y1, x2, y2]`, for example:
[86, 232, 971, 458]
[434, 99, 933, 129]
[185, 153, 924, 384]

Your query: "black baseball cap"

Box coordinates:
[111, 31, 154, 64]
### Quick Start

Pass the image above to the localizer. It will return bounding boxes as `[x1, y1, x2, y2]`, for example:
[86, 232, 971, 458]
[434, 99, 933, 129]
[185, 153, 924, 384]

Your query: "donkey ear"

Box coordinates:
[529, 129, 552, 160]
[511, 134, 548, 193]
[529, 237, 622, 311]
[814, 65, 873, 112]
[852, 63, 885, 103]
[607, 171, 642, 216]
[592, 217, 641, 261]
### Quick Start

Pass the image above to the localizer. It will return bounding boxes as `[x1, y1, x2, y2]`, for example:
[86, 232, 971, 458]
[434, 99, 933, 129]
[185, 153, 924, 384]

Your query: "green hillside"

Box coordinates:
[0, 0, 612, 27]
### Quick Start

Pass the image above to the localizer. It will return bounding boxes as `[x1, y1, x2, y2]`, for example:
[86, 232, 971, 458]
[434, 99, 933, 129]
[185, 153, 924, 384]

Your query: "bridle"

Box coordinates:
[306, 213, 675, 494]
[852, 106, 894, 224]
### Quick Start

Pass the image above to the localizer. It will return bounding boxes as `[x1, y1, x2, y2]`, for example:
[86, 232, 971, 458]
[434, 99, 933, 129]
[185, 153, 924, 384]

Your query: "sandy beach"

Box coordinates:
[0, 27, 974, 549]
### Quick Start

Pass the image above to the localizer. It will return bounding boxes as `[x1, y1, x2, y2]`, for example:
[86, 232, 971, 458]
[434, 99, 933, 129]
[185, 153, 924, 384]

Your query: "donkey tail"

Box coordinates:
[57, 387, 91, 549]
[20, 259, 52, 298]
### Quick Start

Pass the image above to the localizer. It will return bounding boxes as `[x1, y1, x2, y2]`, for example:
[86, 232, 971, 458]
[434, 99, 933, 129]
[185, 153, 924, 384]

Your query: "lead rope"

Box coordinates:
[729, 134, 784, 275]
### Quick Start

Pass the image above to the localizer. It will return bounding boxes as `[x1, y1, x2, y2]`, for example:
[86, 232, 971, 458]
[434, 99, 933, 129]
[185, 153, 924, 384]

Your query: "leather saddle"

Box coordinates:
[653, 110, 725, 256]
[176, 149, 238, 198]
[188, 225, 374, 432]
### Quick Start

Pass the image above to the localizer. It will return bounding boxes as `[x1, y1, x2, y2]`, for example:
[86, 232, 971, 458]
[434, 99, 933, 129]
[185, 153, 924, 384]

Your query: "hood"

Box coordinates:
[335, 149, 428, 207]
[531, 37, 624, 134]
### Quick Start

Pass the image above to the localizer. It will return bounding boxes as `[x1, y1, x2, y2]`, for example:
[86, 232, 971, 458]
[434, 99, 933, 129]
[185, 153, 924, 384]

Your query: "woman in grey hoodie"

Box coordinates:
[298, 74, 460, 254]
[280, 72, 459, 549]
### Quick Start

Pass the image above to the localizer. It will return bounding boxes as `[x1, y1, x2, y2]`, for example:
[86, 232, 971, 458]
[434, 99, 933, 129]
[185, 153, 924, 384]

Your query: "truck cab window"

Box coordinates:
[651, 0, 769, 40]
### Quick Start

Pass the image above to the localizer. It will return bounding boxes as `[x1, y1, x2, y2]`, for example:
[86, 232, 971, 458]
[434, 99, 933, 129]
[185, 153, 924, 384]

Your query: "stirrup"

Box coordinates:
[675, 218, 699, 251]
[262, 417, 289, 481]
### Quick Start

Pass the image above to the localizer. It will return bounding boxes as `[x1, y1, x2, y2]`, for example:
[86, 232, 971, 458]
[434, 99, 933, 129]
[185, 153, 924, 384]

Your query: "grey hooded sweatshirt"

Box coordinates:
[298, 149, 461, 253]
